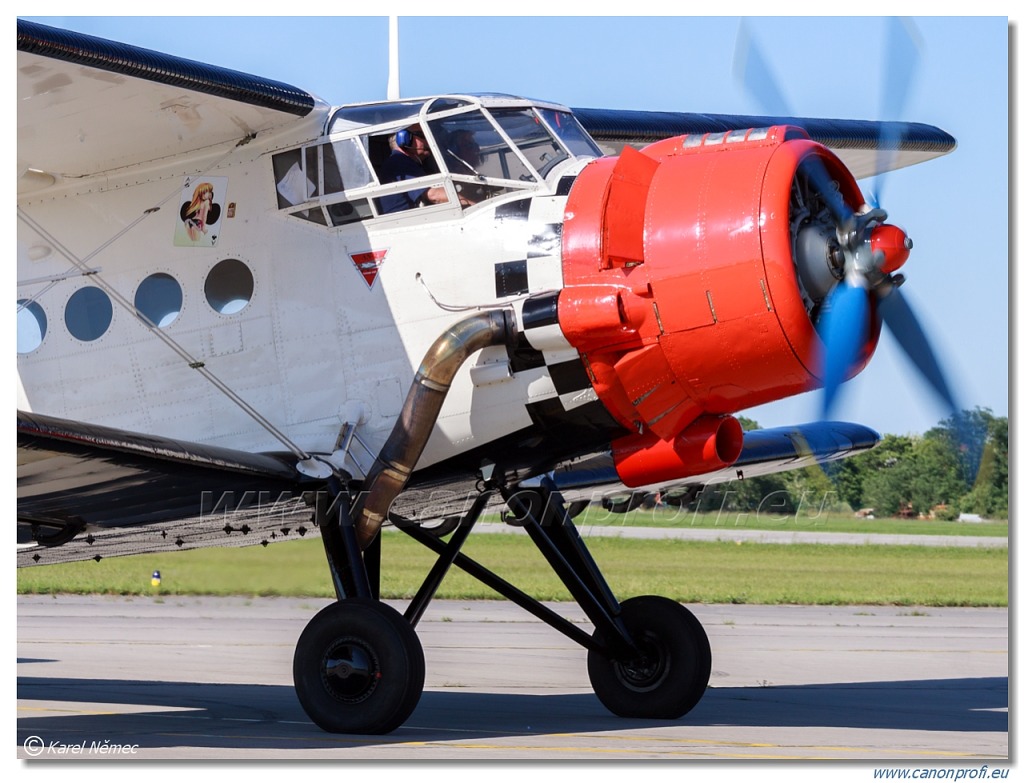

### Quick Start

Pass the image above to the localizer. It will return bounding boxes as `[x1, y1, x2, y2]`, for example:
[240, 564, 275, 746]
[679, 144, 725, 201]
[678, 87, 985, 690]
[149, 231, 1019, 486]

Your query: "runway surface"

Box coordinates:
[17, 595, 1007, 761]
[477, 522, 1009, 548]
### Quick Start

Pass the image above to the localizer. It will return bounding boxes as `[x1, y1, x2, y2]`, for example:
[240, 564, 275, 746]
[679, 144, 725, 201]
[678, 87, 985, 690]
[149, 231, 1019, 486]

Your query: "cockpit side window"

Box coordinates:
[272, 149, 307, 209]
[370, 126, 451, 215]
[304, 147, 319, 197]
[323, 137, 373, 194]
[274, 138, 377, 225]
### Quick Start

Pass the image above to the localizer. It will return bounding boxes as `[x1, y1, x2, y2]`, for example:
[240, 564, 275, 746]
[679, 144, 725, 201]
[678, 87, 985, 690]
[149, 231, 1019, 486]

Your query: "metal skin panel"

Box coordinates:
[641, 129, 815, 416]
[602, 146, 659, 268]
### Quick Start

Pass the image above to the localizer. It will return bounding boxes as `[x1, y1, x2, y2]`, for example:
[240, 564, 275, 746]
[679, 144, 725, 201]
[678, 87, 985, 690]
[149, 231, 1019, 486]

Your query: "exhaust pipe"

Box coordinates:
[352, 310, 514, 549]
[612, 414, 744, 488]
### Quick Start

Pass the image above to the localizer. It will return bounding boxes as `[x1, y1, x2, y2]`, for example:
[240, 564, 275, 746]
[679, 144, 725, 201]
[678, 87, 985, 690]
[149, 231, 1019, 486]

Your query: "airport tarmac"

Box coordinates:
[478, 521, 1010, 548]
[16, 594, 1007, 761]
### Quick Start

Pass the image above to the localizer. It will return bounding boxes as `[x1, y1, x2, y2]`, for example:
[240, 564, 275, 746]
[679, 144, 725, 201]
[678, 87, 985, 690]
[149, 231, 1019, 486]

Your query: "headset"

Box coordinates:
[396, 128, 422, 149]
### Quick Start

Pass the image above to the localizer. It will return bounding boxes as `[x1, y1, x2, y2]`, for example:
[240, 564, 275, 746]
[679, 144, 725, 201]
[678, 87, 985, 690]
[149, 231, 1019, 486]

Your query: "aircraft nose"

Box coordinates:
[549, 125, 876, 487]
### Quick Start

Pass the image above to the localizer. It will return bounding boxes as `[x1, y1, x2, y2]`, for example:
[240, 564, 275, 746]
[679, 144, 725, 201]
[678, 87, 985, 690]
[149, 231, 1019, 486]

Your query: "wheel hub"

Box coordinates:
[322, 638, 381, 703]
[615, 635, 669, 692]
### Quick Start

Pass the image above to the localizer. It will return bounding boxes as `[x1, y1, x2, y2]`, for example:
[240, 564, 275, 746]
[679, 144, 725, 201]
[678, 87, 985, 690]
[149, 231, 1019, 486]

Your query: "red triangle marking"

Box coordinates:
[349, 250, 388, 288]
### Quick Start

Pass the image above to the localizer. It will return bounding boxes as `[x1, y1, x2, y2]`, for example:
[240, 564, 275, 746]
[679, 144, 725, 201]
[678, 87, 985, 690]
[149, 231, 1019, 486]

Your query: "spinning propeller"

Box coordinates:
[735, 18, 959, 421]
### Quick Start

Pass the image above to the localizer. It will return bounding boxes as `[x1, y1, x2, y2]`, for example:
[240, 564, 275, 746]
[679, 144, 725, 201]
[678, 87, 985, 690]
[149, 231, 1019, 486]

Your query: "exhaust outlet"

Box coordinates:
[351, 310, 514, 549]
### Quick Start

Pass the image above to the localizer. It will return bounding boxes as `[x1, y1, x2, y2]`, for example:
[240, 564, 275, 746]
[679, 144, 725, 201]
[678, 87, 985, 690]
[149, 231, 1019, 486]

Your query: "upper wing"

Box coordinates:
[17, 19, 326, 186]
[18, 411, 313, 563]
[572, 107, 956, 179]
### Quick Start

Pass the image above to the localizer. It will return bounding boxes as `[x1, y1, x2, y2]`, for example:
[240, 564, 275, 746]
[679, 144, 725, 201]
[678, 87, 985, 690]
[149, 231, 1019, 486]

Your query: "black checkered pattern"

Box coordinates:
[487, 179, 618, 431]
[514, 290, 605, 422]
[491, 180, 574, 299]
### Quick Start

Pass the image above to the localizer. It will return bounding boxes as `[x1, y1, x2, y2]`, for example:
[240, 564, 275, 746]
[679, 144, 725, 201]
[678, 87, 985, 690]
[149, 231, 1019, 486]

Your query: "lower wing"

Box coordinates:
[18, 413, 875, 566]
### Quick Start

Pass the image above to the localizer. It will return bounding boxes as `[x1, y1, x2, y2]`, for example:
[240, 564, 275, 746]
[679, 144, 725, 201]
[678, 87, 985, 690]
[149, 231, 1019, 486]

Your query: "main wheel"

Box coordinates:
[587, 595, 711, 719]
[293, 599, 425, 734]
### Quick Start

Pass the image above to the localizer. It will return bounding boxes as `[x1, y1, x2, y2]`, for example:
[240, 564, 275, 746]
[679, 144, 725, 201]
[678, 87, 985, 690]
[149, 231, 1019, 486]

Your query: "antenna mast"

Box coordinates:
[387, 16, 400, 100]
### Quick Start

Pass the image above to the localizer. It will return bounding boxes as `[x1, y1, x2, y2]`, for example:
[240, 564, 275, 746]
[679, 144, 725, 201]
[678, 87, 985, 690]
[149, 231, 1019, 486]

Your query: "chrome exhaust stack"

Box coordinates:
[352, 309, 515, 549]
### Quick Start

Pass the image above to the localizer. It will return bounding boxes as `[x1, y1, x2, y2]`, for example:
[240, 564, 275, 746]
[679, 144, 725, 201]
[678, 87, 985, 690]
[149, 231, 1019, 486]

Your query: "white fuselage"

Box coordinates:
[17, 99, 594, 478]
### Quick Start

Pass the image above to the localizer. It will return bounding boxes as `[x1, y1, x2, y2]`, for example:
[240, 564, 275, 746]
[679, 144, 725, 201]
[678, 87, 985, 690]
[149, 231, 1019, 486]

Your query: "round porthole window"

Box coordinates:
[135, 273, 183, 328]
[205, 258, 254, 315]
[17, 299, 47, 353]
[65, 286, 113, 342]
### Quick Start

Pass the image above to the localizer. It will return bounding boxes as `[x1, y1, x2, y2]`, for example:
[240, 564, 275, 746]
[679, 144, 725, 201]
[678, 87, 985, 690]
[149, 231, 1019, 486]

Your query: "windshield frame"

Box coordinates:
[277, 94, 602, 224]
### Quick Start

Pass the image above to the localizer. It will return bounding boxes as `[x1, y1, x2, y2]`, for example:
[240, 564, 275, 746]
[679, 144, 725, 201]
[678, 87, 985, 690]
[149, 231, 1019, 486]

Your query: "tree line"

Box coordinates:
[710, 408, 1009, 519]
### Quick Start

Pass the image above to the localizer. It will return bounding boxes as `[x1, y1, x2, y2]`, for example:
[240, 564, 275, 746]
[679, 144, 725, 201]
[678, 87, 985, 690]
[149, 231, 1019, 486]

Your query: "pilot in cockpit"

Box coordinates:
[443, 129, 485, 206]
[444, 130, 482, 176]
[377, 124, 450, 213]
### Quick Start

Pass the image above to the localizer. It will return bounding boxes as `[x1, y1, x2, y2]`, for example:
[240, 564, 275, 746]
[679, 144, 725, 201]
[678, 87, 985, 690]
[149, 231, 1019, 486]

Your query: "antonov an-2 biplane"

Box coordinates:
[17, 19, 957, 734]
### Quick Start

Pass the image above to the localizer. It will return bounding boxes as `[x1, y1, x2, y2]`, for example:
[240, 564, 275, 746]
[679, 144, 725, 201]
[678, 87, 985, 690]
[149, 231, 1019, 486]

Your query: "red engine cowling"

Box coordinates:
[559, 126, 882, 485]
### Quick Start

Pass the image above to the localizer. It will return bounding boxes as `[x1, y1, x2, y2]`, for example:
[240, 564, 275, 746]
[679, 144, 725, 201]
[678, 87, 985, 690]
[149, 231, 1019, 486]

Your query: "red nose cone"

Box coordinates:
[871, 223, 913, 274]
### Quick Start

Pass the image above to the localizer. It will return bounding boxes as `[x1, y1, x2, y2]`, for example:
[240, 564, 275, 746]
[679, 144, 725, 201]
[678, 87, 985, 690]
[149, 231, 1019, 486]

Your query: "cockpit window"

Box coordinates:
[490, 108, 569, 178]
[328, 101, 426, 133]
[428, 109, 534, 185]
[272, 149, 307, 208]
[371, 126, 451, 215]
[323, 138, 373, 194]
[425, 97, 473, 113]
[278, 99, 594, 225]
[536, 108, 603, 159]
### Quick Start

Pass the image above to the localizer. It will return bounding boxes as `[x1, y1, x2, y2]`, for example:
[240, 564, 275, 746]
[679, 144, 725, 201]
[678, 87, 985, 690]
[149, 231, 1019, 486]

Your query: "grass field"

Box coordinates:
[17, 531, 1008, 606]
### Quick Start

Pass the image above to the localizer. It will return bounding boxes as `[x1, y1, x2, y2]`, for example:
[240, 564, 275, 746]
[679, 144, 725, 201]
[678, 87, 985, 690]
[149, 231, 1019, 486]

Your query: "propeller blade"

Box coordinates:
[881, 18, 921, 128]
[734, 21, 854, 224]
[877, 286, 957, 413]
[871, 17, 922, 206]
[819, 282, 870, 419]
[733, 20, 794, 116]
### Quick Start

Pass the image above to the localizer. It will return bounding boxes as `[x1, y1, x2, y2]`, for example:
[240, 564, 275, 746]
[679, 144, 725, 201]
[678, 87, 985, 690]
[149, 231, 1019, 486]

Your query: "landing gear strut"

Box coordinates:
[292, 475, 712, 733]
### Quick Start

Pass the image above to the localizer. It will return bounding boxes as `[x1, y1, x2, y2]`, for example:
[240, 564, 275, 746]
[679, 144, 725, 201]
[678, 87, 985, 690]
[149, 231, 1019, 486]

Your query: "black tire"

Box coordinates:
[587, 595, 711, 719]
[566, 500, 591, 520]
[293, 599, 425, 734]
[601, 492, 646, 515]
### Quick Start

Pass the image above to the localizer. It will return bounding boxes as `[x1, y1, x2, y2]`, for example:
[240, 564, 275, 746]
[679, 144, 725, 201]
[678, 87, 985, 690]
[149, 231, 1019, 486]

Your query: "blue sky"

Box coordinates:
[22, 15, 1011, 438]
